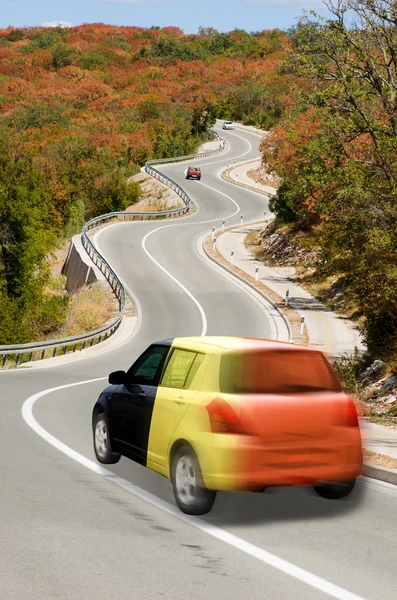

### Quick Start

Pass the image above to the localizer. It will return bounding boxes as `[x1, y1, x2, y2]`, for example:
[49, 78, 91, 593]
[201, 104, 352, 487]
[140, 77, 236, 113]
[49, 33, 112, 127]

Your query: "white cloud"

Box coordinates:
[42, 21, 73, 28]
[242, 0, 325, 7]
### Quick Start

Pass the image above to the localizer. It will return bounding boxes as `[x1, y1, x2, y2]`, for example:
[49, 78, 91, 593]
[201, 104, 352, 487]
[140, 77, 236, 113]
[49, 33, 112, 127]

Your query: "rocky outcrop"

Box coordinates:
[360, 360, 397, 416]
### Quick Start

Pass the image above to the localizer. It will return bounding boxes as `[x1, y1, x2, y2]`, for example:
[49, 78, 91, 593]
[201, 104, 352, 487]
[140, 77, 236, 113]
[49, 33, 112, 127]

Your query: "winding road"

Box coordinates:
[1, 126, 396, 600]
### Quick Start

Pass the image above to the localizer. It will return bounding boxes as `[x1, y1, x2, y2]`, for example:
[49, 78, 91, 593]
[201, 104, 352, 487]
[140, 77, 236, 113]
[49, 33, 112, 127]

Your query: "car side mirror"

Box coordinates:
[108, 370, 126, 385]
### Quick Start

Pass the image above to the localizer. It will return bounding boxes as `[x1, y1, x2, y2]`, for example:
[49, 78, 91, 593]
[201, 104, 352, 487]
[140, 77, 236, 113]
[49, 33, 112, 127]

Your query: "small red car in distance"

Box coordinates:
[186, 166, 201, 180]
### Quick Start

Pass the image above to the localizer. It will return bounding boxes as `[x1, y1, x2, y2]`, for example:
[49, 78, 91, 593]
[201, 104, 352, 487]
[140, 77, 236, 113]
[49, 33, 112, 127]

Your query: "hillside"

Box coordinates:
[257, 1, 397, 368]
[0, 24, 292, 345]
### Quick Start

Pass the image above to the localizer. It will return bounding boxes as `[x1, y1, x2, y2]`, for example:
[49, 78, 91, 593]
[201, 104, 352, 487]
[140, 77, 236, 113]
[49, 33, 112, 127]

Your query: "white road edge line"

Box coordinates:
[141, 225, 208, 336]
[195, 232, 282, 342]
[22, 378, 368, 600]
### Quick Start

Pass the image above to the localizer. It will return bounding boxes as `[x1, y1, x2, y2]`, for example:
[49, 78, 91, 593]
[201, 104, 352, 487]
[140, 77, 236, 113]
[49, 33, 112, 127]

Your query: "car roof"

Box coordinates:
[188, 166, 200, 169]
[168, 336, 315, 353]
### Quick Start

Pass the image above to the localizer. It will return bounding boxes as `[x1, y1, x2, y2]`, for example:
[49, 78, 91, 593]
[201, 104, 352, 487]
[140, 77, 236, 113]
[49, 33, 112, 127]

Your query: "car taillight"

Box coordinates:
[336, 398, 359, 427]
[346, 398, 359, 427]
[206, 398, 250, 435]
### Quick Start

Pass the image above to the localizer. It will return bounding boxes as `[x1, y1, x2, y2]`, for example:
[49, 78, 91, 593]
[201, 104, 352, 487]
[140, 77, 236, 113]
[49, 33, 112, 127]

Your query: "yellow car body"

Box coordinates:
[93, 336, 363, 513]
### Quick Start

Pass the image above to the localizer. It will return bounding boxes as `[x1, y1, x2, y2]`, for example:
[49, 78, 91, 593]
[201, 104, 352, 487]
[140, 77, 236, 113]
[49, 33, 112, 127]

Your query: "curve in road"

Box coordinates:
[1, 126, 395, 600]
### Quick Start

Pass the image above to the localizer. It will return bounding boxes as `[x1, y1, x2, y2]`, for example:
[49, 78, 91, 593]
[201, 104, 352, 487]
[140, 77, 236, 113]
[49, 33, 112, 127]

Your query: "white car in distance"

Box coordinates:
[222, 121, 234, 130]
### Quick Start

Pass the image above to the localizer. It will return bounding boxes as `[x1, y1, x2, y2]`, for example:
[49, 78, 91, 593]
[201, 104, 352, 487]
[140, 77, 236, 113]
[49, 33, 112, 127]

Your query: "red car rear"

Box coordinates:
[186, 166, 201, 180]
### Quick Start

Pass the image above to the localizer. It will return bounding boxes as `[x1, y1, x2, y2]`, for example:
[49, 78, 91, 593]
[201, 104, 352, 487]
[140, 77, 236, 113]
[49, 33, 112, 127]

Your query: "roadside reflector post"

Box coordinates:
[255, 266, 259, 282]
[256, 179, 258, 188]
[285, 289, 290, 306]
[212, 226, 215, 240]
[213, 236, 217, 251]
[240, 214, 244, 226]
[264, 210, 267, 220]
[300, 316, 305, 336]
[231, 250, 235, 266]
[222, 219, 225, 232]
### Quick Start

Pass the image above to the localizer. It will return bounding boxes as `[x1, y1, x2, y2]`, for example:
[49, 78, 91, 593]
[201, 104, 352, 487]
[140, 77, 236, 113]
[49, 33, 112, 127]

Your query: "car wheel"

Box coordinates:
[171, 445, 216, 515]
[198, 177, 201, 180]
[93, 412, 121, 464]
[313, 479, 356, 499]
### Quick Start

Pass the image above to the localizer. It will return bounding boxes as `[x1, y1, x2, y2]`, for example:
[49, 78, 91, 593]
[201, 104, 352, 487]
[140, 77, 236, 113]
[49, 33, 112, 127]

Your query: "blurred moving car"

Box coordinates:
[186, 166, 201, 180]
[92, 336, 363, 515]
[222, 121, 234, 130]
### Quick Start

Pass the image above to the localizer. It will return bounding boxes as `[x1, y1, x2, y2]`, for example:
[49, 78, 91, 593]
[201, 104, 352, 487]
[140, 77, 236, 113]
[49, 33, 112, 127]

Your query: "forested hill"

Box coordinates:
[261, 1, 397, 364]
[0, 25, 291, 345]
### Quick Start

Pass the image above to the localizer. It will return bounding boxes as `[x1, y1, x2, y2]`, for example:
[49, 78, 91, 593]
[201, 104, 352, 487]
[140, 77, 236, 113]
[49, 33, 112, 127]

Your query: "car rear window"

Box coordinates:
[219, 350, 342, 394]
[190, 167, 200, 171]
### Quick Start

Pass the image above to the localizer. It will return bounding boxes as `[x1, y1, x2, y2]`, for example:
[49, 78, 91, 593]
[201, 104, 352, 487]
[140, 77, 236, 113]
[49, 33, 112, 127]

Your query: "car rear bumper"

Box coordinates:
[198, 434, 363, 491]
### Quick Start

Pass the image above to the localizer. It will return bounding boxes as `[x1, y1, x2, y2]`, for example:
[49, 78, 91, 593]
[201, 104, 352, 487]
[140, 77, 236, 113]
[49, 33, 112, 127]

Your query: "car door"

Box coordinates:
[147, 348, 206, 468]
[109, 344, 170, 465]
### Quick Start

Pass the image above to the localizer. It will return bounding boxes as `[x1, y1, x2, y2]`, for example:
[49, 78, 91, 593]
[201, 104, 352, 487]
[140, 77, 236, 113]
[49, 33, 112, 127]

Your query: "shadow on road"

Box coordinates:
[203, 483, 366, 527]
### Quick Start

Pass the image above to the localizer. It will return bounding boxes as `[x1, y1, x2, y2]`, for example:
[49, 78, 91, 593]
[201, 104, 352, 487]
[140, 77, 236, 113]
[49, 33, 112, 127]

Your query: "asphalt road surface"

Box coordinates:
[1, 126, 396, 600]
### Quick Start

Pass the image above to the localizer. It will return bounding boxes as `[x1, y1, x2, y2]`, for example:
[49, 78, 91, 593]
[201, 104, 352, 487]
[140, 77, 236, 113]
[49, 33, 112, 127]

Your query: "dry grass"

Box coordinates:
[63, 281, 119, 337]
[246, 166, 280, 188]
[128, 171, 196, 214]
[363, 449, 397, 470]
[203, 231, 309, 346]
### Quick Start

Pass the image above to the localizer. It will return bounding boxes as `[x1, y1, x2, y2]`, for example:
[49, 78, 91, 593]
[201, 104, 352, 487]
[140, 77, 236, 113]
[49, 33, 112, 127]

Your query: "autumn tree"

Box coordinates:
[267, 0, 397, 360]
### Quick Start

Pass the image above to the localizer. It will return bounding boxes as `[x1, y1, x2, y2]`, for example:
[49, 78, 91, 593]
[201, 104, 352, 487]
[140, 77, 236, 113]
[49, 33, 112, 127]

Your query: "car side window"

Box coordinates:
[185, 352, 205, 388]
[128, 346, 169, 386]
[160, 349, 201, 389]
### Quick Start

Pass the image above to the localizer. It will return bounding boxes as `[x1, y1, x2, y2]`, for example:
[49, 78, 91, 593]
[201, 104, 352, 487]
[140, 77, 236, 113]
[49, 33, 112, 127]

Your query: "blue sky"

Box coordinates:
[2, 0, 332, 34]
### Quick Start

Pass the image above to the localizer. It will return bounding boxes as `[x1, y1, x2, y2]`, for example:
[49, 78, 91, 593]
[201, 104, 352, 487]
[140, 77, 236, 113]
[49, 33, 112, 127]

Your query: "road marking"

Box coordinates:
[142, 226, 208, 336]
[139, 180, 247, 336]
[161, 129, 254, 170]
[195, 232, 283, 342]
[22, 378, 368, 600]
[196, 180, 241, 215]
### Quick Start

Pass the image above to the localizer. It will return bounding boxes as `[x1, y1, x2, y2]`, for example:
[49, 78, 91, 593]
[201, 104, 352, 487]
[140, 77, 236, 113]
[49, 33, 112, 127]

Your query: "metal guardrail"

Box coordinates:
[0, 129, 226, 368]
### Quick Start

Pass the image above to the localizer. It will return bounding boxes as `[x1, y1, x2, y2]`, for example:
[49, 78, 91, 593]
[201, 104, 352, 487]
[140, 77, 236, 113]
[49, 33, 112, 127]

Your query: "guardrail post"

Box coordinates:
[2, 355, 6, 368]
[52, 348, 56, 357]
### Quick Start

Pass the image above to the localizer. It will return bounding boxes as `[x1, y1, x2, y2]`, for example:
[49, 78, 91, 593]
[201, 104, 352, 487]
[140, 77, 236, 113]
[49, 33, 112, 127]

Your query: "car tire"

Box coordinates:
[170, 444, 216, 515]
[313, 479, 356, 500]
[93, 412, 121, 464]
[198, 177, 201, 181]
